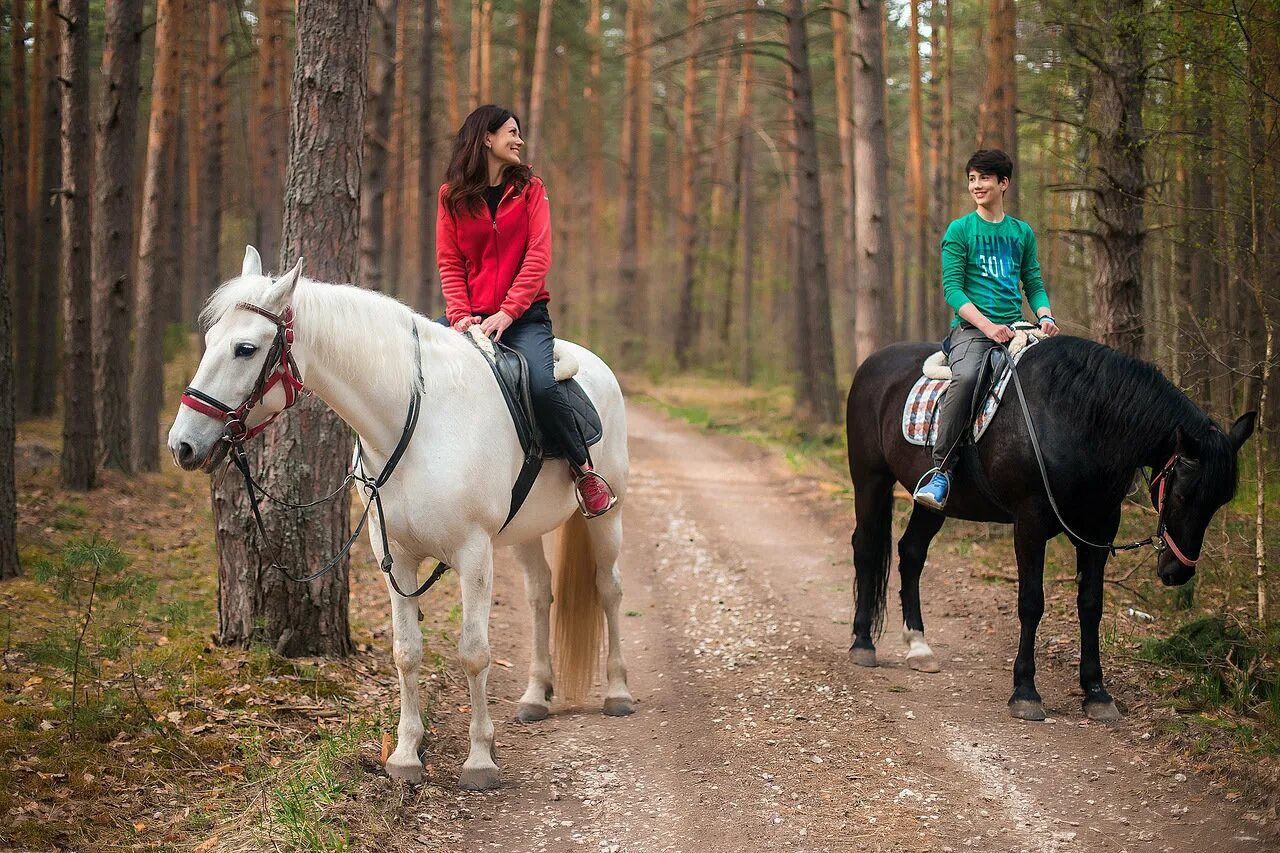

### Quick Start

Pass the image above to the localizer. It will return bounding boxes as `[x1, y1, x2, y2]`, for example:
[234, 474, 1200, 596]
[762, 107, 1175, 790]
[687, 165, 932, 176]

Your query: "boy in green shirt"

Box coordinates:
[913, 149, 1060, 510]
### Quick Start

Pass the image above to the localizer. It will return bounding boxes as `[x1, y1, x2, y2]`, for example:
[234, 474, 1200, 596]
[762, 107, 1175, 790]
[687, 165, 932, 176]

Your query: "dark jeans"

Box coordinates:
[500, 301, 589, 467]
[932, 322, 996, 471]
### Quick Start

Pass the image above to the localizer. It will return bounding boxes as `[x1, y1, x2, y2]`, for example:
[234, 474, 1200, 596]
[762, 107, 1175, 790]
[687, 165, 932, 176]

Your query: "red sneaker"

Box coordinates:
[575, 469, 617, 518]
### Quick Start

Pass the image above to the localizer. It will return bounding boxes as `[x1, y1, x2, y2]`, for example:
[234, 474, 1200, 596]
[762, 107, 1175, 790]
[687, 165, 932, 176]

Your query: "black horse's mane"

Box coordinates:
[1033, 337, 1239, 503]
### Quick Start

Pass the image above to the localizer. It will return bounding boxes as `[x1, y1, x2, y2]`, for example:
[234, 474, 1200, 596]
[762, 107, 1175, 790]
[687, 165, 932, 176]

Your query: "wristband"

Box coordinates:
[1039, 315, 1056, 325]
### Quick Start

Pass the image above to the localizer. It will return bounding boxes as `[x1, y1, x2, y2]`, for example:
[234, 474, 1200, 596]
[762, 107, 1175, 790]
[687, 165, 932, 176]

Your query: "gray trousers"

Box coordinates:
[932, 323, 997, 471]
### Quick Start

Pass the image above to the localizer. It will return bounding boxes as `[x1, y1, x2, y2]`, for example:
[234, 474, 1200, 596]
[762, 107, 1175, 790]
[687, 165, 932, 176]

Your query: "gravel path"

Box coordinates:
[409, 401, 1270, 852]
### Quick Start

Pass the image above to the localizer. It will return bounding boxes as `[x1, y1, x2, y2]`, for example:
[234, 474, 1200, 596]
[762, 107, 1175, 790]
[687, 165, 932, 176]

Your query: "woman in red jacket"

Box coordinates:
[437, 105, 615, 517]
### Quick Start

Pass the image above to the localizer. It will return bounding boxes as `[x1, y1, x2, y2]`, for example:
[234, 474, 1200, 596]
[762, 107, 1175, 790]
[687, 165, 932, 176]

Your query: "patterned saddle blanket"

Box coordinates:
[901, 336, 1040, 447]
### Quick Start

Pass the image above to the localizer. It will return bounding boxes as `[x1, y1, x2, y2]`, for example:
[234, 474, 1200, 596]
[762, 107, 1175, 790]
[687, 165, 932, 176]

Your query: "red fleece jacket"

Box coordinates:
[436, 177, 552, 325]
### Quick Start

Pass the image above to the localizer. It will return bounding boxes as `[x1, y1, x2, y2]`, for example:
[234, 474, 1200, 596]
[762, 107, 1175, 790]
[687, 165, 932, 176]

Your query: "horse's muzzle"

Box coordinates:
[1158, 558, 1196, 587]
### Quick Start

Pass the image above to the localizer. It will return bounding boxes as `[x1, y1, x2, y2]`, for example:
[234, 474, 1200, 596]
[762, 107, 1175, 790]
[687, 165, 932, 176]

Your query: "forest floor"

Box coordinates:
[3, 373, 1279, 851]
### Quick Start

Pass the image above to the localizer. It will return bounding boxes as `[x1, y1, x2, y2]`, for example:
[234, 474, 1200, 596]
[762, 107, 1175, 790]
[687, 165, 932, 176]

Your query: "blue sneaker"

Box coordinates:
[913, 471, 950, 510]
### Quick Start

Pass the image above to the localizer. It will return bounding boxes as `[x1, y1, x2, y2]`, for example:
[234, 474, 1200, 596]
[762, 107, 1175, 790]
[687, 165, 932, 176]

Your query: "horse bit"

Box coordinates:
[180, 301, 449, 597]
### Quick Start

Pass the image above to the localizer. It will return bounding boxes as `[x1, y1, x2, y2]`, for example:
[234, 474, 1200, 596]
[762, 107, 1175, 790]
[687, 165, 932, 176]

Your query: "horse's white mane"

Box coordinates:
[201, 273, 471, 397]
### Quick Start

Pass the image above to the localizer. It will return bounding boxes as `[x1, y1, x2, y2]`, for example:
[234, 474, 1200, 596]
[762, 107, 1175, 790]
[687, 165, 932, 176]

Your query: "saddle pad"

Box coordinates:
[901, 343, 1034, 447]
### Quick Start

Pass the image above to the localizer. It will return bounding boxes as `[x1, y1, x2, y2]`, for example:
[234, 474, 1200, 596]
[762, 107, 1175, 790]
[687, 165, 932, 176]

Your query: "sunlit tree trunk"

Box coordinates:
[468, 0, 480, 109]
[906, 0, 926, 341]
[213, 0, 368, 657]
[129, 0, 183, 472]
[852, 0, 894, 366]
[928, 0, 946, 336]
[832, 3, 856, 371]
[479, 0, 492, 103]
[437, 0, 462, 130]
[58, 0, 95, 490]
[525, 0, 553, 162]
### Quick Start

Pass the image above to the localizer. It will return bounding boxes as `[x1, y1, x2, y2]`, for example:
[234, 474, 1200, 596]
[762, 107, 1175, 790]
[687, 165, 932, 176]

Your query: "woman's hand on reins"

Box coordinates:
[479, 310, 514, 341]
[453, 315, 483, 333]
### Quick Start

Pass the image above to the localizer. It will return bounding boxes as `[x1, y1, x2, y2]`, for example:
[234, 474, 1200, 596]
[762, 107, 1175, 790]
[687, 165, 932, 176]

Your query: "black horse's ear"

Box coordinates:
[1229, 411, 1257, 451]
[1176, 426, 1202, 460]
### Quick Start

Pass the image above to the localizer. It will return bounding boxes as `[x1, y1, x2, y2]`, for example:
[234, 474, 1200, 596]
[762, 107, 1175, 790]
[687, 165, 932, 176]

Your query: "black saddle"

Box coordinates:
[472, 336, 602, 530]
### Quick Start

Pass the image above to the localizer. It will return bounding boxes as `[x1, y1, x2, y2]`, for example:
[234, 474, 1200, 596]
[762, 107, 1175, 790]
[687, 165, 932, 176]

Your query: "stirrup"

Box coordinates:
[574, 470, 617, 518]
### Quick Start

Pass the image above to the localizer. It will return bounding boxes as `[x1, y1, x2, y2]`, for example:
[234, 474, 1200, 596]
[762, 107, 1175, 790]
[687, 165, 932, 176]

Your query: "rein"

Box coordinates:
[1001, 345, 1197, 566]
[183, 303, 451, 597]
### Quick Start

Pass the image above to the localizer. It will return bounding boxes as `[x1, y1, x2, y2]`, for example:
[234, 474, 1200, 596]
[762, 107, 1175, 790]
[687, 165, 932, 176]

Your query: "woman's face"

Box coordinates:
[485, 118, 523, 168]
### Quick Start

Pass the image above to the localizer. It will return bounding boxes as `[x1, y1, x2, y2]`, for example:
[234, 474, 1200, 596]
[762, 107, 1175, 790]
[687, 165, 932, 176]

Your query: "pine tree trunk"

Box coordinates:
[91, 0, 141, 474]
[736, 0, 755, 384]
[583, 0, 602, 336]
[196, 1, 227, 309]
[0, 121, 19, 580]
[674, 0, 700, 370]
[385, 0, 409, 298]
[786, 0, 839, 423]
[437, 0, 462, 131]
[212, 0, 368, 658]
[906, 0, 926, 341]
[618, 0, 642, 366]
[58, 0, 95, 490]
[525, 0, 554, 163]
[254, 1, 288, 267]
[977, 0, 1018, 213]
[468, 0, 480, 109]
[31, 0, 60, 417]
[852, 0, 895, 367]
[635, 0, 652, 306]
[129, 0, 183, 472]
[7, 0, 33, 423]
[479, 0, 492, 103]
[928, 0, 946, 337]
[832, 2, 857, 373]
[415, 0, 436, 314]
[359, 0, 396, 293]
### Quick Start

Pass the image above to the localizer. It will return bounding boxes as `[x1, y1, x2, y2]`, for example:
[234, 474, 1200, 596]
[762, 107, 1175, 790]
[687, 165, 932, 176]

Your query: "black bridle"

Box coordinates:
[183, 302, 450, 597]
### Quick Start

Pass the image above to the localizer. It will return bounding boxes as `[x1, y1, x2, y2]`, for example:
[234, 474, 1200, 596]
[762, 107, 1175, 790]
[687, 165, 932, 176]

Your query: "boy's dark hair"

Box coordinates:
[965, 149, 1013, 183]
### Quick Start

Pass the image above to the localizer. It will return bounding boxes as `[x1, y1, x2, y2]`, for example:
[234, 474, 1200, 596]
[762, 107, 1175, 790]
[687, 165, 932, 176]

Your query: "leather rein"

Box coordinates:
[180, 301, 450, 597]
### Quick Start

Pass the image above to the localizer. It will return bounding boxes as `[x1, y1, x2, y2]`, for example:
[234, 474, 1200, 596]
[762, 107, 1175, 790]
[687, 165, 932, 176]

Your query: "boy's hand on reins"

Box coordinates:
[981, 321, 1016, 344]
[1039, 316, 1060, 337]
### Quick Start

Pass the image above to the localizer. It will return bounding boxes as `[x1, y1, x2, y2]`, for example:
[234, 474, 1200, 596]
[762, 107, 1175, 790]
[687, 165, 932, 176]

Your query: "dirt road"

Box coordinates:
[409, 402, 1271, 852]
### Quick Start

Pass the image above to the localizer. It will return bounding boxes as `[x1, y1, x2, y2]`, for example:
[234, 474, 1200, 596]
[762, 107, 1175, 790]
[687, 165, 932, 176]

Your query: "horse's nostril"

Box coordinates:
[178, 442, 195, 465]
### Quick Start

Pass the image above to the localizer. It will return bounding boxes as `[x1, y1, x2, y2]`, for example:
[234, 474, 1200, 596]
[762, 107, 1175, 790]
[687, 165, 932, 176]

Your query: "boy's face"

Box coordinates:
[968, 170, 1009, 209]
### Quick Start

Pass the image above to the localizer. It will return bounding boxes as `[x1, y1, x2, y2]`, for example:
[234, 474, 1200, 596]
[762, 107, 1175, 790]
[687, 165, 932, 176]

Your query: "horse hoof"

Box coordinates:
[385, 756, 424, 784]
[849, 647, 879, 668]
[458, 766, 501, 791]
[515, 703, 549, 723]
[1008, 699, 1047, 721]
[1084, 699, 1122, 722]
[907, 653, 941, 673]
[603, 697, 635, 717]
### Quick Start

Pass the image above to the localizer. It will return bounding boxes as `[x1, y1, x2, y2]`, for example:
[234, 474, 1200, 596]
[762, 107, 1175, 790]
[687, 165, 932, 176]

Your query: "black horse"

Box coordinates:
[845, 335, 1255, 721]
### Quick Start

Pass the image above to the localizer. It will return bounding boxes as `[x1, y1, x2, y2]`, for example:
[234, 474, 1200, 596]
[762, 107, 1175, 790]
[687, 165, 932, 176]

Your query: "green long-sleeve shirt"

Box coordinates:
[941, 211, 1050, 327]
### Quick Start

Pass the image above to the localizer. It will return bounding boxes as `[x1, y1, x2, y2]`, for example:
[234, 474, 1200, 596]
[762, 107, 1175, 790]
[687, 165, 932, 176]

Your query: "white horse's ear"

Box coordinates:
[265, 257, 304, 311]
[242, 245, 263, 277]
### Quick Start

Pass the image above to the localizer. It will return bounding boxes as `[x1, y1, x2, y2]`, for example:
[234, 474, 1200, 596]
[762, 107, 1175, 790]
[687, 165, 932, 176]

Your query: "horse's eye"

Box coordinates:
[234, 343, 258, 358]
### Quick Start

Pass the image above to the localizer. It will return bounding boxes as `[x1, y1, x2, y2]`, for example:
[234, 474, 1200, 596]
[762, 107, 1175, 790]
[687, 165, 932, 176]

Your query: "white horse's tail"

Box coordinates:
[552, 512, 602, 699]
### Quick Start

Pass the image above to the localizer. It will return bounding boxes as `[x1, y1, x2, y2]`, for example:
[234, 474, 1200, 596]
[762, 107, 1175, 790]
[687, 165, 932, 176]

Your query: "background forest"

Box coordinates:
[2, 0, 1280, 845]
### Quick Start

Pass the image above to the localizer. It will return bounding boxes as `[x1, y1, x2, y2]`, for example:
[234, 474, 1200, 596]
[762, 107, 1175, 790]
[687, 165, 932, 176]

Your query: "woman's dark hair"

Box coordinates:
[443, 105, 533, 217]
[965, 149, 1013, 183]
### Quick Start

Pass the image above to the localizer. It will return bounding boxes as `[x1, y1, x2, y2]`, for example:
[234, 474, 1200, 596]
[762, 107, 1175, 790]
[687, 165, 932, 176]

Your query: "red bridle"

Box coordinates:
[1150, 454, 1198, 568]
[180, 302, 306, 444]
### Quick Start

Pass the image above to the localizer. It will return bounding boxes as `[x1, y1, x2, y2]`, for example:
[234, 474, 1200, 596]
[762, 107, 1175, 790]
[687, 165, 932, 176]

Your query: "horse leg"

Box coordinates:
[850, 472, 896, 668]
[380, 543, 427, 783]
[1009, 519, 1049, 720]
[1077, 543, 1122, 721]
[455, 539, 501, 790]
[898, 507, 946, 672]
[512, 538, 554, 723]
[588, 511, 634, 716]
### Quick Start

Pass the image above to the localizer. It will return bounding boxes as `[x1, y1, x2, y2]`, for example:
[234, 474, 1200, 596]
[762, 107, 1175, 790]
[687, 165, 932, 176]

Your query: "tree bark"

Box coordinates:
[0, 118, 19, 580]
[30, 0, 61, 417]
[212, 0, 368, 658]
[852, 0, 895, 367]
[129, 0, 183, 472]
[674, 0, 700, 370]
[385, 0, 409, 299]
[525, 0, 554, 163]
[479, 0, 492, 103]
[468, 0, 479, 109]
[906, 0, 926, 341]
[58, 0, 95, 490]
[977, 0, 1017, 213]
[832, 2, 857, 373]
[360, 0, 396, 293]
[736, 0, 755, 384]
[92, 0, 141, 474]
[7, 0, 33, 423]
[254, 0, 289, 268]
[785, 0, 838, 423]
[583, 0, 602, 336]
[437, 0, 462, 131]
[415, 0, 437, 314]
[928, 0, 946, 337]
[195, 1, 227, 311]
[618, 0, 643, 366]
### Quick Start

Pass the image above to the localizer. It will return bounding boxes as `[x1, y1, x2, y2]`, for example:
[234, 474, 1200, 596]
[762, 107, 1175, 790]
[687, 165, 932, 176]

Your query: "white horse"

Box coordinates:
[167, 246, 633, 790]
